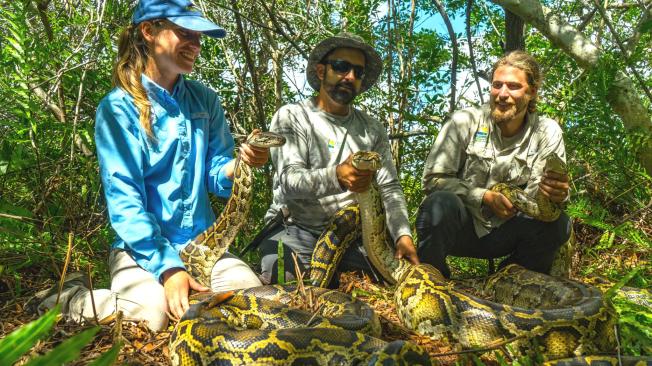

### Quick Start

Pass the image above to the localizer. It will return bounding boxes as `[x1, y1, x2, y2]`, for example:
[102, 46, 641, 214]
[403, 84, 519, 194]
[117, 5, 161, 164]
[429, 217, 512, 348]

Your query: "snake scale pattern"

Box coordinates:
[179, 132, 286, 288]
[171, 134, 431, 365]
[170, 143, 650, 366]
[309, 151, 642, 363]
[491, 153, 566, 222]
[170, 285, 430, 365]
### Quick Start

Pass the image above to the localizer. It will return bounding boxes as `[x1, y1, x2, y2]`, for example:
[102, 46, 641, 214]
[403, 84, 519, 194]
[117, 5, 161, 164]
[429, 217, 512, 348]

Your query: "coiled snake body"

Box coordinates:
[170, 142, 646, 365]
[179, 132, 286, 288]
[170, 285, 430, 365]
[170, 134, 431, 365]
[310, 151, 618, 361]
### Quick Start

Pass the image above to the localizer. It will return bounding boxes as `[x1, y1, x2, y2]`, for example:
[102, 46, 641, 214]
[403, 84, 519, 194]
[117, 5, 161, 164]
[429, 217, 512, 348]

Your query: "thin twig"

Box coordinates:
[479, 1, 503, 45]
[430, 334, 526, 357]
[55, 232, 74, 304]
[614, 323, 623, 366]
[614, 197, 652, 227]
[257, 0, 309, 60]
[466, 0, 484, 104]
[291, 252, 306, 297]
[0, 213, 43, 223]
[304, 302, 324, 326]
[87, 263, 99, 325]
[29, 60, 95, 91]
[388, 130, 431, 139]
[111, 310, 124, 344]
[431, 0, 458, 113]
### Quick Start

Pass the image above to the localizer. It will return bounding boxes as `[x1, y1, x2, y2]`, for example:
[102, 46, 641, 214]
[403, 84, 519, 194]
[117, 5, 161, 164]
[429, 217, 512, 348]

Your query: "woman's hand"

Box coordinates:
[239, 129, 270, 168]
[161, 268, 209, 320]
[225, 130, 272, 179]
[239, 143, 270, 168]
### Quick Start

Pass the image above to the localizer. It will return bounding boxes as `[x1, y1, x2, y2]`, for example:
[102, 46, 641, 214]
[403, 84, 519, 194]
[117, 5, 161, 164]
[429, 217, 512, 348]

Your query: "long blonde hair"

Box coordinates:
[112, 21, 164, 139]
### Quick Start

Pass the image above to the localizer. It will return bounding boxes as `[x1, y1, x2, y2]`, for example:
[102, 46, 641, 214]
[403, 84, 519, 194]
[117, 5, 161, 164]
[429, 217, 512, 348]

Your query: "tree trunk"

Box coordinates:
[505, 9, 525, 52]
[492, 0, 652, 176]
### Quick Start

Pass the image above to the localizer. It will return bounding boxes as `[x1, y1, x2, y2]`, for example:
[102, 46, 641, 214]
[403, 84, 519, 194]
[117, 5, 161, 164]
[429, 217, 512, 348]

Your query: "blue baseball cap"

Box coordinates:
[131, 0, 226, 39]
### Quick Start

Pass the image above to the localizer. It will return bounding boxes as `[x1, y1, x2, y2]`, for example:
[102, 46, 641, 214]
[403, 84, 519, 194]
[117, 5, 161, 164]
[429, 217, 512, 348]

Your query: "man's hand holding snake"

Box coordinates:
[395, 235, 420, 265]
[483, 190, 517, 219]
[336, 153, 375, 192]
[539, 169, 569, 204]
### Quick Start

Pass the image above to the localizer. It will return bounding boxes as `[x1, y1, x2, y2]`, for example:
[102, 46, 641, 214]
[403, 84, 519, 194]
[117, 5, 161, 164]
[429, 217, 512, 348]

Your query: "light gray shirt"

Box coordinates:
[265, 98, 412, 244]
[422, 104, 566, 237]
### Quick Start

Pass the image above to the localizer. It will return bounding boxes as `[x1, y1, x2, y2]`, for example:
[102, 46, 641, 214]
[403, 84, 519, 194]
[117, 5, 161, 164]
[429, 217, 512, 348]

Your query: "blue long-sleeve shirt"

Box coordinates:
[95, 75, 235, 281]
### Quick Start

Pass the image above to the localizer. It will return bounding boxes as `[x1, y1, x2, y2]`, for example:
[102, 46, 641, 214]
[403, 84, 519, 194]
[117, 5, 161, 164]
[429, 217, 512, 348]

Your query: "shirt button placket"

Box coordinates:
[179, 117, 192, 230]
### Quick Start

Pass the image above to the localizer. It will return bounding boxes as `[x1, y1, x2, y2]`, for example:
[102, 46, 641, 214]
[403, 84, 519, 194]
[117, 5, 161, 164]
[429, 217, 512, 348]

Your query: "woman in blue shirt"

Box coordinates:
[35, 0, 270, 331]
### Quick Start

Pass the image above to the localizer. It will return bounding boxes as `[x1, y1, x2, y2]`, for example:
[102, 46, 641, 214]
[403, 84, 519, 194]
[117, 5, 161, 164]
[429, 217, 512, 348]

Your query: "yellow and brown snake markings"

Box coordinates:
[307, 151, 643, 363]
[170, 145, 650, 366]
[170, 135, 432, 366]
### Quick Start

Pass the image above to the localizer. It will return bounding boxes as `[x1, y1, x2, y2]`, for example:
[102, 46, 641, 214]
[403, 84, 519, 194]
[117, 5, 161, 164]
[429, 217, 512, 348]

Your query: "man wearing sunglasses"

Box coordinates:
[416, 51, 572, 278]
[255, 32, 420, 286]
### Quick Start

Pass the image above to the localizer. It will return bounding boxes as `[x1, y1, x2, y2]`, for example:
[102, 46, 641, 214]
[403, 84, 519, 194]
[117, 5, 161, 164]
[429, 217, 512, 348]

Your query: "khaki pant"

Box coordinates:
[39, 250, 261, 331]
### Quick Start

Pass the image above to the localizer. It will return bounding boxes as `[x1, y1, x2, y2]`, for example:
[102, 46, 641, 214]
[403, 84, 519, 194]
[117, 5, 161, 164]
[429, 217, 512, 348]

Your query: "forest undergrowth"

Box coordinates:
[0, 188, 649, 365]
[1, 0, 651, 363]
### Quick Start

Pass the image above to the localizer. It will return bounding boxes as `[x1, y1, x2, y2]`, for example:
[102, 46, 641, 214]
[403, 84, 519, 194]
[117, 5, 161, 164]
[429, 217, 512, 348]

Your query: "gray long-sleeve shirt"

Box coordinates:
[265, 98, 412, 244]
[422, 104, 566, 237]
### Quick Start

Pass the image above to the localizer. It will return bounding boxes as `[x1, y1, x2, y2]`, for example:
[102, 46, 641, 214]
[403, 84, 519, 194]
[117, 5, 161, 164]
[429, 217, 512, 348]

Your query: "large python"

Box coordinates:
[309, 151, 620, 362]
[170, 134, 432, 365]
[170, 285, 431, 365]
[179, 131, 286, 288]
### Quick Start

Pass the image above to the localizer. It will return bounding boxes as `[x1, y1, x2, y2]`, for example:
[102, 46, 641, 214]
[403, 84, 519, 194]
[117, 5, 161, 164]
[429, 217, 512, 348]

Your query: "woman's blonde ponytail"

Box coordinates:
[112, 24, 155, 139]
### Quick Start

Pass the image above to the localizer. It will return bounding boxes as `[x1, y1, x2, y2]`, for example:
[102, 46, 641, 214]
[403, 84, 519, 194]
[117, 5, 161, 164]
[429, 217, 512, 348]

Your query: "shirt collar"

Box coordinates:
[307, 97, 353, 125]
[141, 74, 186, 115]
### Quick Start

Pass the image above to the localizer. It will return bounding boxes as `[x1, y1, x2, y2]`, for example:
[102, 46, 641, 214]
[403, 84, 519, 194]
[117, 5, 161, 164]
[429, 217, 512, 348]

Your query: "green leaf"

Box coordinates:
[25, 326, 100, 366]
[6, 38, 24, 55]
[277, 238, 285, 284]
[472, 354, 486, 366]
[0, 305, 59, 365]
[604, 268, 640, 300]
[351, 288, 372, 298]
[640, 19, 652, 33]
[87, 342, 122, 366]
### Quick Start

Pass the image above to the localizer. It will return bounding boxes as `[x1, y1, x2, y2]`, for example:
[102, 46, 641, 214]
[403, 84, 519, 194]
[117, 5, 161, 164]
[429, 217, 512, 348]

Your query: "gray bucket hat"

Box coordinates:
[307, 32, 383, 93]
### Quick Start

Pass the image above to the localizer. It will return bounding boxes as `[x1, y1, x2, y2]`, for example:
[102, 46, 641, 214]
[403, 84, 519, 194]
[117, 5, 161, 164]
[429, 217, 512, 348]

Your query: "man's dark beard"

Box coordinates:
[326, 82, 357, 105]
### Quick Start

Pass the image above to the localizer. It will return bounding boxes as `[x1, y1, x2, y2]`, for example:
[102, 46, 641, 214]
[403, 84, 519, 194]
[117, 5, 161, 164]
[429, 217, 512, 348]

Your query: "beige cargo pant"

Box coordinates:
[38, 249, 261, 331]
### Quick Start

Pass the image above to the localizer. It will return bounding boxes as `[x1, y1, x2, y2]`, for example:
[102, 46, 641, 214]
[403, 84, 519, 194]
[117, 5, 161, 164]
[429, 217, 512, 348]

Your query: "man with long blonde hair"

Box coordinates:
[417, 51, 571, 278]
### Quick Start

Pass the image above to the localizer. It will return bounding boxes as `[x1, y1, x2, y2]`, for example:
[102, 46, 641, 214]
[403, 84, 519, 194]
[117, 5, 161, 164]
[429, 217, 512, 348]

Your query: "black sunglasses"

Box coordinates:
[323, 59, 365, 79]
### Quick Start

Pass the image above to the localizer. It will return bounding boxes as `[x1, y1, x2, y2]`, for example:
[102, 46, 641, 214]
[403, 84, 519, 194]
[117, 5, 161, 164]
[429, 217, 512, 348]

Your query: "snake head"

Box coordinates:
[351, 151, 382, 171]
[246, 131, 287, 148]
[544, 153, 567, 175]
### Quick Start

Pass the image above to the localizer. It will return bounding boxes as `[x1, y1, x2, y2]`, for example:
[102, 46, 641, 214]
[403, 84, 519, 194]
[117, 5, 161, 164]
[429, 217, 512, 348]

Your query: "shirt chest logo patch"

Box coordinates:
[474, 126, 489, 144]
[327, 139, 336, 150]
[191, 111, 209, 119]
